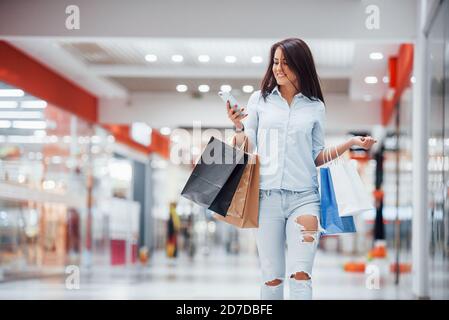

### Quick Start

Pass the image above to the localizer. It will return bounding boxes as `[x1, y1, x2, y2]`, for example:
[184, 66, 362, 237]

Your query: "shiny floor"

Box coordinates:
[3, 247, 446, 300]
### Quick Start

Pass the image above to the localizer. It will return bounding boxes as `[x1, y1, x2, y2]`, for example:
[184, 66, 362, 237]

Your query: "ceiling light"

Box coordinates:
[364, 76, 378, 84]
[0, 101, 18, 108]
[145, 54, 158, 62]
[176, 84, 188, 92]
[198, 85, 210, 93]
[242, 85, 254, 93]
[0, 89, 24, 97]
[225, 56, 237, 63]
[12, 120, 47, 129]
[198, 55, 210, 63]
[410, 76, 416, 83]
[382, 76, 389, 83]
[0, 111, 42, 119]
[0, 120, 11, 128]
[171, 54, 184, 63]
[251, 56, 263, 63]
[21, 100, 47, 109]
[220, 85, 232, 92]
[34, 130, 46, 137]
[369, 52, 384, 60]
[160, 127, 171, 135]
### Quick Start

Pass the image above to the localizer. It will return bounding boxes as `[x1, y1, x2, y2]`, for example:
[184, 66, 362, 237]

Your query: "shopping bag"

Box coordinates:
[181, 136, 248, 216]
[213, 136, 260, 228]
[342, 161, 375, 215]
[319, 166, 356, 235]
[225, 136, 252, 218]
[326, 147, 374, 217]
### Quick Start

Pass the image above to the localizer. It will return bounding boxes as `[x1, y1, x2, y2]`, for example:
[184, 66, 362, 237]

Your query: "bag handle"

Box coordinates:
[322, 146, 341, 166]
[232, 135, 249, 152]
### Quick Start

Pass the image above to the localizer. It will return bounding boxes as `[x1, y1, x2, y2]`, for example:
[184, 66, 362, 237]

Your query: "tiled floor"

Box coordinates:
[0, 249, 446, 300]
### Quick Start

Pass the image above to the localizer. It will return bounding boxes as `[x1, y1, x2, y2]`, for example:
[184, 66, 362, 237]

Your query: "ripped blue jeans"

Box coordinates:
[254, 189, 323, 300]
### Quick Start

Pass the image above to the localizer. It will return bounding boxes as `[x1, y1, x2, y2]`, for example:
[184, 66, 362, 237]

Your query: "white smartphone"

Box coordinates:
[218, 91, 246, 115]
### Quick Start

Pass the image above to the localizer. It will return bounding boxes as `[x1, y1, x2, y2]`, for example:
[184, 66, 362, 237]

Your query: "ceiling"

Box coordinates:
[53, 38, 389, 97]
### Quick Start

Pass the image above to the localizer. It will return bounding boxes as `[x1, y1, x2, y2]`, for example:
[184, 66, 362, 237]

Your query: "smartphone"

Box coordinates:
[218, 91, 246, 115]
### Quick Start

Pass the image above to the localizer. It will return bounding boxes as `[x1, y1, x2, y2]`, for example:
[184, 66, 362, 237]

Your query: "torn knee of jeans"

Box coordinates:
[265, 279, 283, 287]
[295, 217, 318, 243]
[290, 271, 311, 281]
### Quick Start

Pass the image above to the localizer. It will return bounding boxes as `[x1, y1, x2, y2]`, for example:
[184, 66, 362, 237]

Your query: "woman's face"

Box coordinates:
[272, 47, 297, 88]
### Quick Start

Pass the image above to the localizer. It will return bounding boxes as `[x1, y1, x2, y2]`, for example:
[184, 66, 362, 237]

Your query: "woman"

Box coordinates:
[226, 38, 376, 300]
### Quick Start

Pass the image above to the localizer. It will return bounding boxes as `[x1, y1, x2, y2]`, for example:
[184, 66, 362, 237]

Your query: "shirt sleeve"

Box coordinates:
[312, 102, 326, 161]
[242, 91, 260, 153]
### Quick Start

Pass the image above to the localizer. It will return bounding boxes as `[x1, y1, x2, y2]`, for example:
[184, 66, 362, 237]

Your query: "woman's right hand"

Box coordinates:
[226, 101, 247, 130]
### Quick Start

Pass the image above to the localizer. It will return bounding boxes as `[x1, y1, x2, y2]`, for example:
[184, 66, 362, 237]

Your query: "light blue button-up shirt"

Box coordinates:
[243, 86, 326, 192]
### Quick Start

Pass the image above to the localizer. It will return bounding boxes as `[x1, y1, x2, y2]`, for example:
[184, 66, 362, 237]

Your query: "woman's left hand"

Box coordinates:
[351, 136, 377, 150]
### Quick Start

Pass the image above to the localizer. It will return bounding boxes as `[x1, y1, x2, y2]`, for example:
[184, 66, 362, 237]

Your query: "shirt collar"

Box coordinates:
[271, 86, 309, 100]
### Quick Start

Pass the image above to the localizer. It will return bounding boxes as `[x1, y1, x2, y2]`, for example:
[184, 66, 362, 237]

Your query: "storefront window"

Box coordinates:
[0, 82, 138, 278]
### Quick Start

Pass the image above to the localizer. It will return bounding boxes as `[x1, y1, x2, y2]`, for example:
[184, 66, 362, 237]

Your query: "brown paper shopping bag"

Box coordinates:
[213, 136, 260, 228]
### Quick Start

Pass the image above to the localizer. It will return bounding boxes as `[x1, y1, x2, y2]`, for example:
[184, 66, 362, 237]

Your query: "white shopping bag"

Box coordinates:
[325, 147, 375, 217]
[343, 160, 374, 214]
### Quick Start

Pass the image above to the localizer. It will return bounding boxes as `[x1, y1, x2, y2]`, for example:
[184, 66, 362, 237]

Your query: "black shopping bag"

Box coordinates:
[181, 136, 248, 216]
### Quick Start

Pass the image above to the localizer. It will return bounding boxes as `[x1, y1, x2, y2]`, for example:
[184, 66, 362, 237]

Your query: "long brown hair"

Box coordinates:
[261, 38, 324, 104]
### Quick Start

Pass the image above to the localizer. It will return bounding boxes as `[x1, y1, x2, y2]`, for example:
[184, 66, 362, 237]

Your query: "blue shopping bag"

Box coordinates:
[320, 167, 356, 235]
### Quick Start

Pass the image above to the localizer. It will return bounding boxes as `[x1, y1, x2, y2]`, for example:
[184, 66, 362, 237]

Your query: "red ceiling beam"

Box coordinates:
[381, 44, 414, 126]
[0, 40, 98, 123]
[0, 40, 170, 158]
[103, 124, 170, 159]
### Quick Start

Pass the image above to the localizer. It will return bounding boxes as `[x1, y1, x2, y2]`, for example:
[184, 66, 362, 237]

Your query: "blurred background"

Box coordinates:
[0, 0, 447, 299]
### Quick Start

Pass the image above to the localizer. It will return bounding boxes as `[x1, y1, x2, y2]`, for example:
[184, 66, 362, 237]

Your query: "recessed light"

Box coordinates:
[382, 76, 389, 83]
[171, 54, 184, 63]
[251, 56, 263, 63]
[0, 89, 24, 97]
[0, 120, 11, 128]
[220, 85, 232, 92]
[198, 85, 210, 93]
[34, 130, 46, 137]
[160, 127, 171, 135]
[0, 111, 42, 119]
[0, 101, 18, 109]
[225, 56, 237, 63]
[145, 54, 158, 62]
[12, 120, 47, 129]
[176, 84, 188, 92]
[198, 55, 210, 63]
[21, 100, 47, 109]
[242, 85, 254, 93]
[369, 52, 383, 60]
[364, 76, 378, 84]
